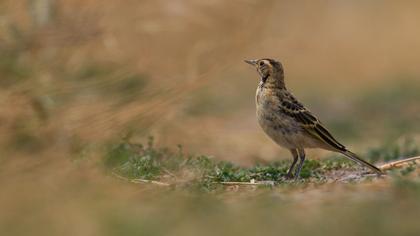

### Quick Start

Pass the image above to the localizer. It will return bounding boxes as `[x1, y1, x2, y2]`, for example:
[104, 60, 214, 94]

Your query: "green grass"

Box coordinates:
[104, 136, 419, 191]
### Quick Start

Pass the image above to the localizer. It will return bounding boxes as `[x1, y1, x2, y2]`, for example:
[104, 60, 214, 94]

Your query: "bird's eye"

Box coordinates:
[259, 61, 265, 66]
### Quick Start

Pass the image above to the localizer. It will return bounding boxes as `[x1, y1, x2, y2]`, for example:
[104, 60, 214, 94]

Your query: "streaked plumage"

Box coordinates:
[245, 58, 382, 179]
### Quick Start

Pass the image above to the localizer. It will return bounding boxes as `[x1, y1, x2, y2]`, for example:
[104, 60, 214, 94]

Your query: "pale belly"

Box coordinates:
[256, 88, 322, 149]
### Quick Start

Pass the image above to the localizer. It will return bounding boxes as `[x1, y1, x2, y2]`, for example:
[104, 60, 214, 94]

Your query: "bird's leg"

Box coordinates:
[286, 149, 299, 179]
[294, 149, 306, 180]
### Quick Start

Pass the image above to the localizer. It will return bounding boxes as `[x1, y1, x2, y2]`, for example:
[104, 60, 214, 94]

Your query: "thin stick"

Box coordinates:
[216, 181, 275, 186]
[379, 156, 420, 171]
[111, 172, 171, 186]
[161, 167, 177, 178]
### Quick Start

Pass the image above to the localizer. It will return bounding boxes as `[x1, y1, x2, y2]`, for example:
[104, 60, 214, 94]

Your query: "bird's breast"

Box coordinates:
[256, 87, 299, 147]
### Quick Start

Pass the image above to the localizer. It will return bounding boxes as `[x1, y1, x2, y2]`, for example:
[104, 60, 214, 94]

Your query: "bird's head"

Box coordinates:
[244, 58, 284, 87]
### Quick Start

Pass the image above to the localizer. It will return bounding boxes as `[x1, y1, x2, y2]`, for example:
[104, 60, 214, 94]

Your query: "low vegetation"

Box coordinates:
[105, 137, 419, 191]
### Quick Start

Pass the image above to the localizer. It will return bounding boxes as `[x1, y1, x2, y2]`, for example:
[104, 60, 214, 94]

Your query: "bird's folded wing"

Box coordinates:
[279, 100, 346, 151]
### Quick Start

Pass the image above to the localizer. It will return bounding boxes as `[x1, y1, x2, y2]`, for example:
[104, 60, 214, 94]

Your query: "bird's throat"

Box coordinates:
[261, 74, 269, 83]
[260, 74, 286, 90]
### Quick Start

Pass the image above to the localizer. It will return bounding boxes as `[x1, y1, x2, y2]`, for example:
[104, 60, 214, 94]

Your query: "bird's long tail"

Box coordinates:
[341, 150, 383, 175]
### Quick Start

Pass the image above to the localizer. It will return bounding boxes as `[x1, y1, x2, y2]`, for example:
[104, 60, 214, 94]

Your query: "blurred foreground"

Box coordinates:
[1, 143, 420, 236]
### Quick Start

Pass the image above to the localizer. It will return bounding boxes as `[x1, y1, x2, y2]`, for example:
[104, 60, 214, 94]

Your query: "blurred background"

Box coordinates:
[1, 0, 420, 161]
[1, 1, 420, 235]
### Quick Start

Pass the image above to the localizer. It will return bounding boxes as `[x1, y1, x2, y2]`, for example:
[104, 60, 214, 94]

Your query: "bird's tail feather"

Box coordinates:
[341, 150, 383, 175]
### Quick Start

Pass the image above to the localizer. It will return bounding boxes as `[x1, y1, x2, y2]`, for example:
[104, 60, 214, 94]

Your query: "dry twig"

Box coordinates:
[216, 180, 275, 186]
[112, 172, 171, 186]
[379, 156, 420, 171]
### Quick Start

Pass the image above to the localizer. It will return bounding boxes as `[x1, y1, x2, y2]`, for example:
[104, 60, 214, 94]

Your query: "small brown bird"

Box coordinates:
[245, 58, 382, 179]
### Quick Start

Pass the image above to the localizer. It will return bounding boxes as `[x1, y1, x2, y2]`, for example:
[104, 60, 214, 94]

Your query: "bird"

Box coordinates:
[244, 58, 383, 179]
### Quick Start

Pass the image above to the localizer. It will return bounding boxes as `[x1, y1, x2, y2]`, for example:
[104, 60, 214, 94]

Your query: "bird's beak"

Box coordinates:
[244, 59, 257, 66]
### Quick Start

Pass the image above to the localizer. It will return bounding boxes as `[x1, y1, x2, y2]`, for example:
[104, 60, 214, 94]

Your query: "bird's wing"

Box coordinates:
[278, 94, 383, 174]
[278, 98, 346, 151]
